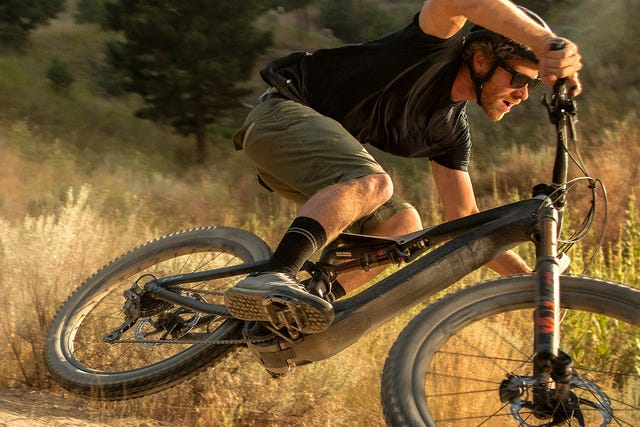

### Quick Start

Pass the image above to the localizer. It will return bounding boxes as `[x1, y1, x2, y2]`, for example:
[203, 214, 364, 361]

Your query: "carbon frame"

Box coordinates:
[146, 195, 551, 367]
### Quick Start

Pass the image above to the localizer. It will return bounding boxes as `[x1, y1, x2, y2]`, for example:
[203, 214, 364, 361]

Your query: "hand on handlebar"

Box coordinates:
[538, 37, 583, 97]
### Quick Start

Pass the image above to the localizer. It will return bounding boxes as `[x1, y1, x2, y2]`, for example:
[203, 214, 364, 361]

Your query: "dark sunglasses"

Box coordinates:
[498, 60, 542, 90]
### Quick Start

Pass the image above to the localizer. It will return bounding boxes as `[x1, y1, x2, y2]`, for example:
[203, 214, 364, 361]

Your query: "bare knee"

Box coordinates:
[357, 173, 394, 207]
[371, 207, 422, 237]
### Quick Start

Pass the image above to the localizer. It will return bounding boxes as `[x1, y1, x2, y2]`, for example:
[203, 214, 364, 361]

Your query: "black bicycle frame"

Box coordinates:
[278, 196, 552, 366]
[145, 195, 553, 368]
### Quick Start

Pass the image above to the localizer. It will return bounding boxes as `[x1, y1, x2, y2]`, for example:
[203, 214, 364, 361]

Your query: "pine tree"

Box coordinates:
[0, 0, 65, 48]
[105, 0, 272, 161]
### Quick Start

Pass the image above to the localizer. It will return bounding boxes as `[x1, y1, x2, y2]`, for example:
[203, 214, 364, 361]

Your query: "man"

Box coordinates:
[224, 0, 582, 333]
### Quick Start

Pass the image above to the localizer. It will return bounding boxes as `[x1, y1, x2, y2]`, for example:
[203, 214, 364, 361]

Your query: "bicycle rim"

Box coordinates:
[45, 227, 271, 399]
[381, 275, 640, 426]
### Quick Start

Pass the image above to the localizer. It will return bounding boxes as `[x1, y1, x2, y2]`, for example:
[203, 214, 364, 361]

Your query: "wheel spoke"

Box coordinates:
[45, 227, 270, 399]
[381, 276, 640, 426]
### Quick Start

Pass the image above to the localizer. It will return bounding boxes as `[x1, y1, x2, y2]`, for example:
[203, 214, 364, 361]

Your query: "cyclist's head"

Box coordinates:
[463, 6, 551, 105]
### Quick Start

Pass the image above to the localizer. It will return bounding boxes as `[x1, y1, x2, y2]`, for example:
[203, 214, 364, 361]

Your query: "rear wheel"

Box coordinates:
[381, 275, 640, 426]
[45, 227, 271, 400]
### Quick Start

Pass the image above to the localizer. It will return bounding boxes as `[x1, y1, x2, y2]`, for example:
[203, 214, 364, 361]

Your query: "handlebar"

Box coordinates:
[537, 38, 578, 210]
[533, 38, 580, 236]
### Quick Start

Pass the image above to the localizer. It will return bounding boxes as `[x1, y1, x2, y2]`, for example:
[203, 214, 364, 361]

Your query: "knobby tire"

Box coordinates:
[45, 227, 271, 400]
[381, 275, 640, 426]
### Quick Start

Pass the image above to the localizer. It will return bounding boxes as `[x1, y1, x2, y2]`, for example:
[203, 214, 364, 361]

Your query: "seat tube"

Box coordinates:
[533, 204, 561, 376]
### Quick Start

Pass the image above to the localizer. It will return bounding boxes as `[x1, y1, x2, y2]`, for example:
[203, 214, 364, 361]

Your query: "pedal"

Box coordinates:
[263, 297, 309, 332]
[262, 296, 333, 334]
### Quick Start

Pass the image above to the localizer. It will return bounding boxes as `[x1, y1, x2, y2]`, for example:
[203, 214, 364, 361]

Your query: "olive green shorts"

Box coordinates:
[233, 97, 413, 234]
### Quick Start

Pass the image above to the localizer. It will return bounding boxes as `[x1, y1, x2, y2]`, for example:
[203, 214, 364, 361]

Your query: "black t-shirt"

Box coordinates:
[260, 13, 471, 171]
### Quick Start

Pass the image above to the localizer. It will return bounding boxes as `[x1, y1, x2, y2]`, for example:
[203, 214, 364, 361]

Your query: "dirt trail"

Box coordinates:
[0, 388, 167, 427]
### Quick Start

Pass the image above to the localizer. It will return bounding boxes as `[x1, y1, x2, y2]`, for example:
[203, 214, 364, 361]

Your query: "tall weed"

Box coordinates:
[0, 186, 154, 387]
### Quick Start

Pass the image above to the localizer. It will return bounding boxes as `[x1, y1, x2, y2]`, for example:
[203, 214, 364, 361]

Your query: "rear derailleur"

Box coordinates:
[103, 275, 202, 345]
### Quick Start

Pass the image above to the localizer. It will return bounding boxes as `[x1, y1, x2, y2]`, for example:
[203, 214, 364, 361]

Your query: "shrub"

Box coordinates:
[46, 58, 74, 91]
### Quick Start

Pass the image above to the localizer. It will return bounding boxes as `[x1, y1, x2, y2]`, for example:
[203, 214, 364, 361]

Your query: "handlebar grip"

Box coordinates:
[553, 80, 567, 94]
[549, 39, 567, 92]
[549, 38, 566, 51]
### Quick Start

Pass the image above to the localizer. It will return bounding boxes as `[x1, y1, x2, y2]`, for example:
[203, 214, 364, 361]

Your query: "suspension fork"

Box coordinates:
[533, 202, 574, 410]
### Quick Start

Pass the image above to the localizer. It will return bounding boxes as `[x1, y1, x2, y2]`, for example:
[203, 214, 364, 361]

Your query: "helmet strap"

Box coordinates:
[466, 56, 500, 107]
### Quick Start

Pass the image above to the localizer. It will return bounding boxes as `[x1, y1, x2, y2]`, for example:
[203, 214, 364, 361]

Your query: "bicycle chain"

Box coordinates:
[112, 337, 266, 345]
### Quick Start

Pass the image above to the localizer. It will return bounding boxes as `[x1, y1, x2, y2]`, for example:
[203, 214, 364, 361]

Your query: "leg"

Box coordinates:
[226, 99, 394, 332]
[298, 173, 394, 243]
[259, 172, 394, 278]
[336, 207, 423, 293]
[239, 98, 394, 276]
[224, 174, 394, 333]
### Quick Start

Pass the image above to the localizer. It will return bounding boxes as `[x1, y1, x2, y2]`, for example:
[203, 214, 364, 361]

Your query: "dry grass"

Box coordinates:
[0, 182, 426, 425]
[1, 114, 639, 424]
[0, 186, 153, 388]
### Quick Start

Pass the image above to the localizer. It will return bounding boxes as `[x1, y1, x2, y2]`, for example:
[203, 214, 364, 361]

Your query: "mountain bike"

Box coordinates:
[45, 78, 639, 426]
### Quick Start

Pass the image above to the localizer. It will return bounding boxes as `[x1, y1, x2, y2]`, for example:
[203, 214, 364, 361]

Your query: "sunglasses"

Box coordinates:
[498, 60, 542, 90]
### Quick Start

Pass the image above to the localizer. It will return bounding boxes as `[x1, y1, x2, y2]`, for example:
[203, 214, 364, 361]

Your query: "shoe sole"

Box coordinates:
[225, 287, 334, 334]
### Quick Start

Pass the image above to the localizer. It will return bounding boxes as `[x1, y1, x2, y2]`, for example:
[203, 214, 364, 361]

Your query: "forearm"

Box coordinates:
[455, 0, 554, 55]
[422, 0, 555, 54]
[487, 250, 532, 275]
[431, 162, 532, 276]
[421, 0, 582, 93]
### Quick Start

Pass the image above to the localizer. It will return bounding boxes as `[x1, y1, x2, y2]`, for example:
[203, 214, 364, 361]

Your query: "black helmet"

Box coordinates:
[465, 6, 551, 64]
[464, 5, 551, 105]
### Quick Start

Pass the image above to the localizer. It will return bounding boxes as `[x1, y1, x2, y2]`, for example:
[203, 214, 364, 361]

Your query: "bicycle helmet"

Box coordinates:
[464, 5, 551, 105]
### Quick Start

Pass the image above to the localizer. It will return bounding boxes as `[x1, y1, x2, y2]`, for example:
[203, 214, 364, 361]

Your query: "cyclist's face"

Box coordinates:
[481, 60, 539, 121]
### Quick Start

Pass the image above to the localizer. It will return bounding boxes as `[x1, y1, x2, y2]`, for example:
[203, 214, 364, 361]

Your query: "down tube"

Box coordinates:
[290, 198, 542, 363]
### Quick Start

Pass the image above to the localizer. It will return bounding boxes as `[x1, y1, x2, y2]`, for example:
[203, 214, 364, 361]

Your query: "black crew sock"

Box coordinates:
[266, 216, 327, 277]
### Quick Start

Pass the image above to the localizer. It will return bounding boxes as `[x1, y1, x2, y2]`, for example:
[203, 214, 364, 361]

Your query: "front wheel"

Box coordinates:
[381, 275, 640, 426]
[45, 227, 271, 400]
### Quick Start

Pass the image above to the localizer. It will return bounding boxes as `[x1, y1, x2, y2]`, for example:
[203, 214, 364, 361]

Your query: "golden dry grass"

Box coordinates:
[1, 115, 639, 425]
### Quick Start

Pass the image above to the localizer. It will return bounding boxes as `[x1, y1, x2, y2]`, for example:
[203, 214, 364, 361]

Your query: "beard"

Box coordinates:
[478, 79, 526, 122]
[480, 83, 510, 121]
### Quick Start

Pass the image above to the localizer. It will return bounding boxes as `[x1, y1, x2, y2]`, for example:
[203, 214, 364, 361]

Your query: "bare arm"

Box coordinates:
[431, 161, 531, 275]
[419, 0, 582, 94]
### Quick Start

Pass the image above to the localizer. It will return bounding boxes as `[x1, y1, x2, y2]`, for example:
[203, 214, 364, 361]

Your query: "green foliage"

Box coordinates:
[621, 193, 640, 267]
[104, 0, 273, 160]
[319, 0, 413, 43]
[0, 0, 66, 48]
[0, 3, 638, 417]
[74, 0, 106, 24]
[562, 311, 640, 390]
[603, 193, 640, 286]
[46, 57, 74, 91]
[319, 0, 357, 42]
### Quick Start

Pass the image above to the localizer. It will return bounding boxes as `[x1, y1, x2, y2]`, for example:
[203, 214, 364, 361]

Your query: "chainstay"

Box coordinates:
[116, 287, 276, 345]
